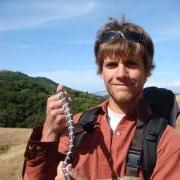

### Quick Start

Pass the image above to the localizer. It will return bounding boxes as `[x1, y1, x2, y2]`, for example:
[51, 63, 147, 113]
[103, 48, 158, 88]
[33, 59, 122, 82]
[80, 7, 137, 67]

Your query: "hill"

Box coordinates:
[0, 70, 104, 128]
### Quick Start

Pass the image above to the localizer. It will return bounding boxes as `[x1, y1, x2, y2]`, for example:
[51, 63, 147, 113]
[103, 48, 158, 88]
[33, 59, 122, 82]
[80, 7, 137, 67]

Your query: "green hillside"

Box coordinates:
[0, 70, 105, 128]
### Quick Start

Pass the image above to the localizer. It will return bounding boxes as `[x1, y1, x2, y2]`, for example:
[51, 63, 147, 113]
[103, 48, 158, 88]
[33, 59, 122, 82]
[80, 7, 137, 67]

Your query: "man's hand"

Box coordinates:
[41, 85, 70, 142]
[55, 161, 72, 180]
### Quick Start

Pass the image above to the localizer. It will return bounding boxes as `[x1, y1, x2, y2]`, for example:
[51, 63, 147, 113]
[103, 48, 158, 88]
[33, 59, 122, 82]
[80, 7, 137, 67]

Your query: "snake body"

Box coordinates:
[58, 91, 75, 180]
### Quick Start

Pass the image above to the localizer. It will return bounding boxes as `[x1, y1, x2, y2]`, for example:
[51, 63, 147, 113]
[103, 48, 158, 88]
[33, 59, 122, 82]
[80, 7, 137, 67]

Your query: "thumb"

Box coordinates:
[56, 84, 64, 94]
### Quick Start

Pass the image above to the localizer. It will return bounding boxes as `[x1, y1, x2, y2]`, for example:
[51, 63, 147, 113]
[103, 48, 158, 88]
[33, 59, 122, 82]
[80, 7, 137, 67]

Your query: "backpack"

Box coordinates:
[125, 86, 175, 180]
[63, 86, 176, 180]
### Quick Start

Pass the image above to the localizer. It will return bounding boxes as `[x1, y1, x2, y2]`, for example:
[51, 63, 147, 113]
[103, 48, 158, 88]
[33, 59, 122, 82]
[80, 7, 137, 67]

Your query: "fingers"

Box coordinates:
[48, 85, 71, 104]
[56, 84, 71, 101]
[47, 95, 71, 112]
[55, 161, 72, 180]
[47, 109, 66, 119]
[42, 84, 72, 141]
[47, 98, 61, 110]
[66, 163, 72, 174]
[55, 161, 65, 180]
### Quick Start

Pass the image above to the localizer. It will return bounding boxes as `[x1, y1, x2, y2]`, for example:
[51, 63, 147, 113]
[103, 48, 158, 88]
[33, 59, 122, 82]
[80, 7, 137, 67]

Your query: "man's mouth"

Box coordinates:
[112, 81, 135, 87]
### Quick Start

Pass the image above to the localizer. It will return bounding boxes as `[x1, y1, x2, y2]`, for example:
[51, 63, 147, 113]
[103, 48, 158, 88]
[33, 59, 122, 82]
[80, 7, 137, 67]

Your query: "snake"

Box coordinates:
[58, 91, 75, 180]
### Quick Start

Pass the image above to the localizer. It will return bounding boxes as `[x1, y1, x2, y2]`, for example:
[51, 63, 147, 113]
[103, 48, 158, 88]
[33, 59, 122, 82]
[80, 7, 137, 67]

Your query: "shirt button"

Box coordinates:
[28, 145, 33, 150]
[116, 131, 121, 135]
[36, 146, 42, 150]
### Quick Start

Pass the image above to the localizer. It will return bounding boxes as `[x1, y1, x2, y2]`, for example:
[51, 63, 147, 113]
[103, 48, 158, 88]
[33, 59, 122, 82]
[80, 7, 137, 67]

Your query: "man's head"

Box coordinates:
[94, 17, 154, 76]
[94, 18, 155, 110]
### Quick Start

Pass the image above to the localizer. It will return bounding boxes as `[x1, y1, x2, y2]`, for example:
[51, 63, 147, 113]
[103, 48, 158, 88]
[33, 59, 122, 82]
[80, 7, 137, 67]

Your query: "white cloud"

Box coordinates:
[65, 40, 94, 45]
[171, 80, 180, 87]
[146, 80, 180, 88]
[0, 42, 32, 49]
[29, 69, 105, 93]
[0, 1, 96, 32]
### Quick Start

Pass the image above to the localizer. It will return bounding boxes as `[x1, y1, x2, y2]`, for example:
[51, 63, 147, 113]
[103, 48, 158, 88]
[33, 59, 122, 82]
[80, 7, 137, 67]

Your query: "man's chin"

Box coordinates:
[115, 97, 133, 104]
[112, 94, 134, 104]
[111, 89, 138, 101]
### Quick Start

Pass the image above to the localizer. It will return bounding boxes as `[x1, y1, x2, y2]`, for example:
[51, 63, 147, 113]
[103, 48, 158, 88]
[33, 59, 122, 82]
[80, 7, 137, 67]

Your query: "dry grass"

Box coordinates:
[176, 94, 180, 106]
[0, 128, 32, 180]
[175, 95, 180, 131]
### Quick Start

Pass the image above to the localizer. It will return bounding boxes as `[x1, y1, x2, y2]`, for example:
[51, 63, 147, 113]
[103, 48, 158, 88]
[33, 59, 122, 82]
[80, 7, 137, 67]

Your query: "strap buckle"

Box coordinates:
[126, 151, 141, 177]
[127, 153, 141, 169]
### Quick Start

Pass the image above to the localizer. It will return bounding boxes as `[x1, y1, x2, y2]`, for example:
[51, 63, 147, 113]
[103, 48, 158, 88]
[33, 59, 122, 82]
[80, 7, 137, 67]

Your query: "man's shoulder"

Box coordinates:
[158, 125, 180, 158]
[161, 125, 180, 143]
[151, 125, 180, 179]
[73, 101, 108, 123]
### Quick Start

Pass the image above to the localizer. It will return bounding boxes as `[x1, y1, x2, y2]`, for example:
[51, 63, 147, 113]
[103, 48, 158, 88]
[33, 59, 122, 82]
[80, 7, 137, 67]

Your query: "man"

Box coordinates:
[23, 18, 180, 180]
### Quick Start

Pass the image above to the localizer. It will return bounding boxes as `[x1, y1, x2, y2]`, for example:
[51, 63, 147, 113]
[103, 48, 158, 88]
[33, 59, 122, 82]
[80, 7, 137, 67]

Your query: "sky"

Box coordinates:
[0, 0, 180, 93]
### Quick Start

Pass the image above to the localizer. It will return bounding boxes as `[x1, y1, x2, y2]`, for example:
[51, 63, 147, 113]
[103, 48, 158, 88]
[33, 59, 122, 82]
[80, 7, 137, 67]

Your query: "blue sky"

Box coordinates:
[0, 0, 180, 93]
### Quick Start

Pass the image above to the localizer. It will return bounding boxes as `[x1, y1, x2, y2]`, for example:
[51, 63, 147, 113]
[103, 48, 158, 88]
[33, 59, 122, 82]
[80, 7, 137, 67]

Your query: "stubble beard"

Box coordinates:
[106, 84, 143, 111]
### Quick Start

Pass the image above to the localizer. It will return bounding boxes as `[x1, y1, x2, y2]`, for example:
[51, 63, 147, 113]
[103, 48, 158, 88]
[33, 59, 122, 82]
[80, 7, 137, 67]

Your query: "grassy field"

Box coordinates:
[0, 128, 32, 180]
[176, 94, 180, 106]
[0, 95, 180, 180]
[176, 95, 180, 131]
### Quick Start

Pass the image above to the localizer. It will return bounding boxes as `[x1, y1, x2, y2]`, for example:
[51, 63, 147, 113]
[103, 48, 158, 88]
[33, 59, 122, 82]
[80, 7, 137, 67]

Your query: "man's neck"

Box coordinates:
[108, 96, 141, 115]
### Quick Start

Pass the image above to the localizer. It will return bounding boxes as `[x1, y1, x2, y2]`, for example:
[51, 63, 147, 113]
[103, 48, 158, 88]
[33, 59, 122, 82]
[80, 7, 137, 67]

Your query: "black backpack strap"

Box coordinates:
[142, 114, 168, 180]
[78, 106, 103, 133]
[60, 106, 103, 147]
[74, 106, 103, 147]
[126, 120, 144, 177]
[126, 100, 169, 180]
[126, 100, 151, 177]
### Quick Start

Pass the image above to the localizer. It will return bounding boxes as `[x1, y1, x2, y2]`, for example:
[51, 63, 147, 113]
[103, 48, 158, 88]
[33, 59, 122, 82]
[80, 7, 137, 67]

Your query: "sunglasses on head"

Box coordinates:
[96, 30, 144, 45]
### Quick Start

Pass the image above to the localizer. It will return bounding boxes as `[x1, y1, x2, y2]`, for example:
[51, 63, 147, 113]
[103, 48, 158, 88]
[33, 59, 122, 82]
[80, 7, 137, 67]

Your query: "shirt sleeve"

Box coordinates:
[170, 98, 180, 126]
[151, 126, 180, 180]
[23, 126, 65, 180]
[23, 114, 82, 180]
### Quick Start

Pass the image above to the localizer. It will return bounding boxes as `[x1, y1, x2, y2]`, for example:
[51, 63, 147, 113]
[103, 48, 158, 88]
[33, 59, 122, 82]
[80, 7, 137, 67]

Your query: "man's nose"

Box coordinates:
[116, 64, 128, 78]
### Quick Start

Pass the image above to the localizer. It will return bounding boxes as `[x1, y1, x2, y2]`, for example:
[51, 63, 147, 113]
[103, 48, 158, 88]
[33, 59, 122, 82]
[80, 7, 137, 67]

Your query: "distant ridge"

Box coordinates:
[94, 90, 108, 97]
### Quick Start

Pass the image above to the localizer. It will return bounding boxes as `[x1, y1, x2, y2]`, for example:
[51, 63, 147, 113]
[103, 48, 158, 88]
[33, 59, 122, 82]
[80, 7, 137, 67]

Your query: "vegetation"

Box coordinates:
[0, 70, 105, 128]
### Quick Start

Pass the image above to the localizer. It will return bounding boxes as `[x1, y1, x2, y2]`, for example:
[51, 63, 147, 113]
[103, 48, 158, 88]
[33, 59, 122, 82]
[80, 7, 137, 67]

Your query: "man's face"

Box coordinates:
[101, 55, 147, 105]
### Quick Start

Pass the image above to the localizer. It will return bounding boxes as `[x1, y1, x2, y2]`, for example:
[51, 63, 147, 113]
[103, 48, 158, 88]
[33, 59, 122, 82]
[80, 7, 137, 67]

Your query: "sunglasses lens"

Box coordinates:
[96, 30, 144, 48]
[98, 32, 117, 43]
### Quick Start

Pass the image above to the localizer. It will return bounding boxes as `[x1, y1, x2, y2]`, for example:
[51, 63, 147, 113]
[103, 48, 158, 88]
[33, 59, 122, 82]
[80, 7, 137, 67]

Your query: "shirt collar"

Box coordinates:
[100, 99, 152, 127]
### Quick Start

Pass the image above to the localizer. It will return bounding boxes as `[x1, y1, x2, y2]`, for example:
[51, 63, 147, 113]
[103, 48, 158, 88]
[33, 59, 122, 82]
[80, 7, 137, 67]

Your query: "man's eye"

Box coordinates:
[105, 62, 117, 68]
[125, 60, 139, 68]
